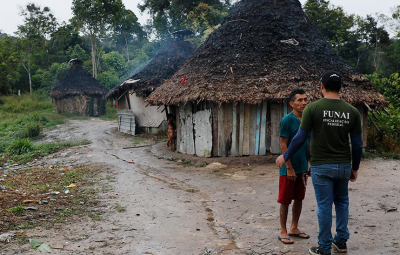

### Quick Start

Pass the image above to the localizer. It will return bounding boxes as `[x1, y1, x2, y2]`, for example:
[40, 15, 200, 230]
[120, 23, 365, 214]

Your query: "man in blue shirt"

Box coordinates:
[278, 89, 311, 244]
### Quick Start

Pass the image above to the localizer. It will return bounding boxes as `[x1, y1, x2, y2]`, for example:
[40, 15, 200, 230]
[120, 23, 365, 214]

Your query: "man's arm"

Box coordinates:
[350, 133, 363, 182]
[280, 137, 296, 181]
[276, 128, 309, 168]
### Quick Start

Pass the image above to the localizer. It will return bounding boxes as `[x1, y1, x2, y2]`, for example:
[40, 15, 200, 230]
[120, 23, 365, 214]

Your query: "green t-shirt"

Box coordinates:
[279, 112, 310, 176]
[300, 98, 362, 166]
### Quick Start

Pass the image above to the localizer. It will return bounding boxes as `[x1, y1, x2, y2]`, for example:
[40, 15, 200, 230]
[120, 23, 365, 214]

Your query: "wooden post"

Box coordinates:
[243, 104, 251, 155]
[179, 106, 187, 153]
[212, 103, 219, 157]
[239, 103, 244, 156]
[249, 104, 257, 156]
[255, 104, 261, 155]
[231, 103, 238, 156]
[270, 103, 283, 154]
[259, 101, 267, 155]
[176, 107, 181, 152]
[186, 103, 195, 155]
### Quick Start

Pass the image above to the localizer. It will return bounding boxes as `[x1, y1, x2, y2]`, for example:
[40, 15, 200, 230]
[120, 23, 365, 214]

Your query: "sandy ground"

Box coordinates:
[1, 118, 399, 255]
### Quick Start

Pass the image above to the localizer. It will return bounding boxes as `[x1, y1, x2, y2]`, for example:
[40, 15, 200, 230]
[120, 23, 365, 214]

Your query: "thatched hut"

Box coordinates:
[148, 0, 387, 157]
[50, 59, 106, 117]
[104, 41, 196, 134]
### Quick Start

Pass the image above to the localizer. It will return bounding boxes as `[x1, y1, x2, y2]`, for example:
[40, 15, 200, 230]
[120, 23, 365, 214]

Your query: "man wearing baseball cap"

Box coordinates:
[276, 71, 363, 255]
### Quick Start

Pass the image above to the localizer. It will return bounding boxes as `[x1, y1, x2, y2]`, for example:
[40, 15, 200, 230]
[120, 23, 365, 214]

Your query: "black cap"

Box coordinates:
[321, 70, 341, 85]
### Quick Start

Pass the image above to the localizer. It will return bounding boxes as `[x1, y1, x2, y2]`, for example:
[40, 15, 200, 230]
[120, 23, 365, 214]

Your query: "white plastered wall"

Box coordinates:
[128, 90, 166, 128]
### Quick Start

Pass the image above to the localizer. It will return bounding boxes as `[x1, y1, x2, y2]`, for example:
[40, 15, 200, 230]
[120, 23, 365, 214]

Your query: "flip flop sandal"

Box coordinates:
[289, 232, 310, 239]
[278, 236, 294, 244]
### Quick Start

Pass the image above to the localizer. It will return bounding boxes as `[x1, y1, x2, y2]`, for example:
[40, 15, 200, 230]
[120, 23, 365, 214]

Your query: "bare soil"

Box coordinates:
[1, 118, 399, 255]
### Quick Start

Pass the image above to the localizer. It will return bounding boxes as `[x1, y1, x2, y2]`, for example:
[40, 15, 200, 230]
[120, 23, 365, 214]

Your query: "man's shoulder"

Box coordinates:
[281, 112, 297, 124]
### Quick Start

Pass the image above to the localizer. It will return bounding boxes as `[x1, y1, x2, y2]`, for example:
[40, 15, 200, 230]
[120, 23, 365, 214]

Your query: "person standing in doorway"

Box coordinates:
[276, 71, 363, 255]
[278, 89, 311, 245]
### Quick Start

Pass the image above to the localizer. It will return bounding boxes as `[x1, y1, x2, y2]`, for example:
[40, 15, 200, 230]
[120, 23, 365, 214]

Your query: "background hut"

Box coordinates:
[148, 0, 388, 157]
[104, 40, 196, 134]
[50, 59, 106, 117]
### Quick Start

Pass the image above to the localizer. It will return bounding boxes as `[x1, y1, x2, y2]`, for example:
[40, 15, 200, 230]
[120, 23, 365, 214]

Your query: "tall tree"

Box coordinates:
[304, 0, 355, 54]
[138, 0, 231, 38]
[0, 37, 20, 94]
[355, 15, 390, 73]
[15, 4, 57, 93]
[72, 0, 124, 78]
[112, 9, 146, 61]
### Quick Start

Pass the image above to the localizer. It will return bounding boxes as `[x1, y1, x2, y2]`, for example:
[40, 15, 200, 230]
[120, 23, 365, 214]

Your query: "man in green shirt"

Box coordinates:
[276, 71, 363, 255]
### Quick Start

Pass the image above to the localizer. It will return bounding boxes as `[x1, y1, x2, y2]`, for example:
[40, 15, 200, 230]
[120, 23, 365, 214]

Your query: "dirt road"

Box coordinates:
[2, 118, 399, 254]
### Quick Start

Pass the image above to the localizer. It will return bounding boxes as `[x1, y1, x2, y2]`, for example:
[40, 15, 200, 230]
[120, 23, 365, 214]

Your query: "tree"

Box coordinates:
[304, 0, 355, 54]
[15, 4, 57, 93]
[112, 9, 146, 61]
[72, 0, 125, 78]
[355, 15, 390, 73]
[0, 37, 20, 94]
[138, 0, 231, 38]
[184, 3, 227, 36]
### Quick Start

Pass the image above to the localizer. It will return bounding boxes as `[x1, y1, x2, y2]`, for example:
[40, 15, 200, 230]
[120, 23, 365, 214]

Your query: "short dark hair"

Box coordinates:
[289, 89, 306, 102]
[321, 70, 341, 92]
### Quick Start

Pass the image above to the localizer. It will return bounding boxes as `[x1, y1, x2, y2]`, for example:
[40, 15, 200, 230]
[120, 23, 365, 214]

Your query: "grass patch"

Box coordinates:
[7, 205, 24, 215]
[132, 137, 144, 145]
[114, 204, 127, 212]
[0, 93, 93, 165]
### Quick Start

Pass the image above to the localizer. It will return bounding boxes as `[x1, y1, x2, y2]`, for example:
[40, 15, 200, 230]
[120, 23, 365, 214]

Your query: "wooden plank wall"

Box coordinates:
[238, 103, 245, 156]
[270, 103, 284, 154]
[259, 102, 268, 155]
[176, 101, 284, 157]
[217, 104, 233, 156]
[243, 105, 251, 155]
[193, 109, 212, 157]
[231, 104, 239, 156]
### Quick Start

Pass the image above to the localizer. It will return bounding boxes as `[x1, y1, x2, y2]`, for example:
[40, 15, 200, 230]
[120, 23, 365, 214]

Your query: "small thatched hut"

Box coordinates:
[148, 0, 387, 157]
[50, 59, 106, 117]
[104, 40, 196, 134]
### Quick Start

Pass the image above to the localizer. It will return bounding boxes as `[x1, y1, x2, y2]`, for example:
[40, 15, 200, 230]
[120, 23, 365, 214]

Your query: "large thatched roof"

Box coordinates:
[104, 41, 196, 99]
[50, 60, 106, 99]
[148, 0, 387, 108]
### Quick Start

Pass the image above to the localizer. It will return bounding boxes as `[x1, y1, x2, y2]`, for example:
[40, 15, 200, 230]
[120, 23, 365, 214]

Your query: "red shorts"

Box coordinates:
[277, 173, 307, 204]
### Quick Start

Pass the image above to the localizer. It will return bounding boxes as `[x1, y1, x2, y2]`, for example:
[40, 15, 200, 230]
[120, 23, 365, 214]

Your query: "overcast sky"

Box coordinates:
[0, 0, 398, 36]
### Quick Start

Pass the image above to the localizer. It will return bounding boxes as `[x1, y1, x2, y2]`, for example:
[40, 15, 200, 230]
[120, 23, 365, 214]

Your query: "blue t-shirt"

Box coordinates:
[279, 112, 310, 176]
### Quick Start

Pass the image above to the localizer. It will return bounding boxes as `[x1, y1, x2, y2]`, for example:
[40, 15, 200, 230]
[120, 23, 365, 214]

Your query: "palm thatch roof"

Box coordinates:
[50, 60, 106, 99]
[104, 41, 196, 99]
[148, 0, 387, 109]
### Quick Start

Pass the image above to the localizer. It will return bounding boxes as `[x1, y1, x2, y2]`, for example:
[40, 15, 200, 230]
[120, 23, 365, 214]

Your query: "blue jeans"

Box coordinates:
[311, 163, 352, 253]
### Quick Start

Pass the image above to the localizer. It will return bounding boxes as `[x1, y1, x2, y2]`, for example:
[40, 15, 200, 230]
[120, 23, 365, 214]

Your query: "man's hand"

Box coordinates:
[350, 170, 358, 182]
[287, 168, 296, 181]
[276, 155, 286, 168]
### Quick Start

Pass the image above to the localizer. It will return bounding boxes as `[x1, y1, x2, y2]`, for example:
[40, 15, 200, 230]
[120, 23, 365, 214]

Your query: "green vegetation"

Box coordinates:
[114, 204, 127, 212]
[7, 205, 24, 215]
[0, 93, 91, 165]
[364, 73, 400, 156]
[99, 102, 118, 121]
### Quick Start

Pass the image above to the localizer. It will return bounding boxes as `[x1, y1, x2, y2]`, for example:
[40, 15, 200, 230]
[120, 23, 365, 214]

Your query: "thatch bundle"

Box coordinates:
[50, 60, 106, 99]
[104, 41, 196, 99]
[148, 0, 387, 109]
[50, 60, 106, 116]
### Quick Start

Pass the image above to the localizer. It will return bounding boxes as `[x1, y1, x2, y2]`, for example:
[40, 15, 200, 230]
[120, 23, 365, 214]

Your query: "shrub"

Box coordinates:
[19, 122, 42, 138]
[7, 138, 34, 155]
